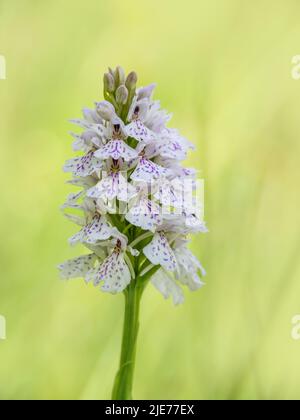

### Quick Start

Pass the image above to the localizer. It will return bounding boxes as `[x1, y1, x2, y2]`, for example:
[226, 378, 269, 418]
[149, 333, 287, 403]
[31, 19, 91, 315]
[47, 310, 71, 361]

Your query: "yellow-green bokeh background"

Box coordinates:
[1, 0, 300, 400]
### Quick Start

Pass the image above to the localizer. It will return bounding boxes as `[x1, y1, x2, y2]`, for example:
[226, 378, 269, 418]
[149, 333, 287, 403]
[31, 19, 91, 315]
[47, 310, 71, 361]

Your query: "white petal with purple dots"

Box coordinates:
[130, 157, 169, 183]
[143, 232, 178, 272]
[58, 254, 97, 280]
[126, 120, 156, 144]
[87, 172, 136, 202]
[89, 251, 131, 293]
[63, 151, 102, 177]
[94, 139, 138, 161]
[126, 198, 162, 232]
[83, 214, 113, 244]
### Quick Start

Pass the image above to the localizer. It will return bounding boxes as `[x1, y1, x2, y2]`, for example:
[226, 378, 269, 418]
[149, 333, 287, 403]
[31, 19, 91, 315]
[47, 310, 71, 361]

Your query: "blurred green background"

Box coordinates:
[0, 0, 300, 400]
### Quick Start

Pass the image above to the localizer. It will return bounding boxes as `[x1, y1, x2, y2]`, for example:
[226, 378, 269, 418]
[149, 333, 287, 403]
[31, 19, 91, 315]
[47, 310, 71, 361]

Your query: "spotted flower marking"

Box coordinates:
[158, 140, 186, 161]
[126, 119, 156, 143]
[70, 131, 103, 152]
[69, 118, 105, 139]
[58, 254, 97, 280]
[63, 150, 102, 177]
[155, 129, 194, 161]
[69, 214, 113, 246]
[155, 156, 196, 179]
[160, 212, 207, 235]
[143, 232, 178, 272]
[130, 157, 168, 183]
[126, 100, 157, 143]
[94, 139, 138, 161]
[87, 171, 136, 202]
[126, 197, 162, 232]
[87, 241, 131, 293]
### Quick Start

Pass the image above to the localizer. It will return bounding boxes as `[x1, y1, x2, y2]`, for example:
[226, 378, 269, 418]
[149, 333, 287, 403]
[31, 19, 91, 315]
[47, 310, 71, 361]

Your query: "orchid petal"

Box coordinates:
[126, 198, 162, 232]
[126, 120, 156, 143]
[94, 140, 138, 161]
[89, 251, 131, 293]
[143, 232, 178, 272]
[151, 269, 184, 305]
[58, 254, 97, 280]
[130, 158, 169, 183]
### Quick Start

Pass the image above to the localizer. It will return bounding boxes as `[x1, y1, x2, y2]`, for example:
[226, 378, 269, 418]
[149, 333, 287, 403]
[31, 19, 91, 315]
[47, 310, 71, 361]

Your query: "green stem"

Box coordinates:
[112, 280, 143, 400]
[129, 232, 153, 249]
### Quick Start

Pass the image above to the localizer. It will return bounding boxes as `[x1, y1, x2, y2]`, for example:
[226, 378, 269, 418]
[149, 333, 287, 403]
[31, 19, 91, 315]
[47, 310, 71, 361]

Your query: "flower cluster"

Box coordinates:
[59, 66, 207, 304]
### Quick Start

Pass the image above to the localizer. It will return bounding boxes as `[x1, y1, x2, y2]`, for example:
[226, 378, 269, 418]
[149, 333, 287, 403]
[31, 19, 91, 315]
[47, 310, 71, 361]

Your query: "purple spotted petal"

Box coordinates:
[58, 254, 97, 280]
[130, 157, 169, 183]
[126, 120, 156, 143]
[126, 198, 162, 231]
[94, 140, 138, 161]
[143, 232, 178, 272]
[63, 151, 102, 177]
[90, 251, 131, 293]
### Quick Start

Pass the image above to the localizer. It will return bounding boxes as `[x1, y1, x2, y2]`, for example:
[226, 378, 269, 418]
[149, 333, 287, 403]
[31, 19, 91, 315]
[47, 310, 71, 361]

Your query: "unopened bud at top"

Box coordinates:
[115, 66, 125, 87]
[96, 100, 116, 121]
[108, 67, 115, 77]
[103, 72, 115, 93]
[116, 85, 129, 105]
[125, 71, 138, 90]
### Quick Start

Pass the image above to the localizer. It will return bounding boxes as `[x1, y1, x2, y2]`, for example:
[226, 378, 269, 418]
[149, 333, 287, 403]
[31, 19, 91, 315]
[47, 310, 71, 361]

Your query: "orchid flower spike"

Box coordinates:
[59, 66, 207, 305]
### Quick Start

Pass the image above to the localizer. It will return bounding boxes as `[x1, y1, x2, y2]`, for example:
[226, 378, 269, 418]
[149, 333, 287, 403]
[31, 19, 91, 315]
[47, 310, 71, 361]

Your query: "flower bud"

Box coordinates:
[103, 72, 115, 93]
[108, 67, 115, 77]
[125, 71, 138, 90]
[116, 85, 129, 105]
[96, 100, 116, 120]
[115, 66, 125, 86]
